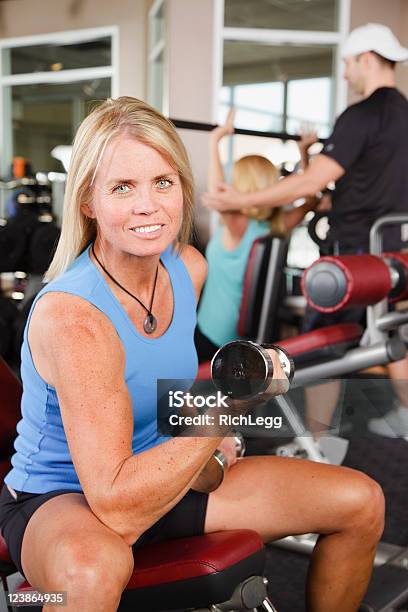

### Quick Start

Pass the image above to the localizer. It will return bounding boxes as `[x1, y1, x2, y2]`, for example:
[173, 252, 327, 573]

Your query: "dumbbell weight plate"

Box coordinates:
[211, 340, 273, 400]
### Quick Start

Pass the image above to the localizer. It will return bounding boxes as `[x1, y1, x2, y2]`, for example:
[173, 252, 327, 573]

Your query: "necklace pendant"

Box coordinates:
[143, 313, 157, 334]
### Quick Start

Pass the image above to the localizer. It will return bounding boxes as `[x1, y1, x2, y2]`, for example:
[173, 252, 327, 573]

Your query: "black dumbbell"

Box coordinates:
[211, 340, 294, 401]
[192, 341, 294, 493]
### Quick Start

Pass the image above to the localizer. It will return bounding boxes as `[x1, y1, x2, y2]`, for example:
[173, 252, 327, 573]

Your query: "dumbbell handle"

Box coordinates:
[191, 450, 227, 493]
[191, 432, 246, 493]
[261, 344, 295, 385]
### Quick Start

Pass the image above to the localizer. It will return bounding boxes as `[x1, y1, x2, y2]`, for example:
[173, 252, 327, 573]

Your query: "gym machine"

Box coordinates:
[275, 217, 408, 612]
[0, 171, 61, 366]
[195, 214, 408, 611]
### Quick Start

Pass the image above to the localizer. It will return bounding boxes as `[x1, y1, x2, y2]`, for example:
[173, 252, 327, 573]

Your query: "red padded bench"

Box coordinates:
[197, 322, 363, 380]
[0, 358, 22, 460]
[0, 530, 267, 611]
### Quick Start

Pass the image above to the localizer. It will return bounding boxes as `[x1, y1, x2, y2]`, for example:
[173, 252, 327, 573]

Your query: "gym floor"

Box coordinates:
[247, 376, 408, 611]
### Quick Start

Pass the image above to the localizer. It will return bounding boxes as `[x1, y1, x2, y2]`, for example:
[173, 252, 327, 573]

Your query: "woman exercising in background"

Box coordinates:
[195, 109, 319, 362]
[0, 97, 384, 612]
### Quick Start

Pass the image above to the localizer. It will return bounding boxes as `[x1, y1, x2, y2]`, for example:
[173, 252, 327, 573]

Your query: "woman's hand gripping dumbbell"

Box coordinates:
[191, 341, 294, 493]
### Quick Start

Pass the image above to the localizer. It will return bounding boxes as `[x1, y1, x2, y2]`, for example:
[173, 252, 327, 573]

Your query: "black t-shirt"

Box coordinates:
[321, 87, 408, 252]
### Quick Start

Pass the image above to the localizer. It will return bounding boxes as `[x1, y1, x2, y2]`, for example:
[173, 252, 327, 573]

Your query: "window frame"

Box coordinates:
[148, 0, 169, 115]
[0, 25, 119, 176]
[212, 0, 351, 124]
[210, 0, 351, 262]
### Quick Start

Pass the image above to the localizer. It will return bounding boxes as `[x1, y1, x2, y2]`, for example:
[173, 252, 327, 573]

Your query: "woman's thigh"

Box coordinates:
[205, 456, 383, 541]
[21, 493, 134, 590]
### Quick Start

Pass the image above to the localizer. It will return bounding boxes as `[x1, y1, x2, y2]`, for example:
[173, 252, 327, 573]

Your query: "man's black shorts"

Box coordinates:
[0, 484, 208, 579]
[302, 303, 366, 333]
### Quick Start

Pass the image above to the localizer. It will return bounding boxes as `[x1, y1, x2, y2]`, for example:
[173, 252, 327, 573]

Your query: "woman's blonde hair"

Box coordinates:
[45, 96, 194, 281]
[232, 155, 287, 237]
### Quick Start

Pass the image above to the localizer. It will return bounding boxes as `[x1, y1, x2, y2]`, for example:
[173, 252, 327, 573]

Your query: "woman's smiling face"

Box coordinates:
[86, 133, 184, 258]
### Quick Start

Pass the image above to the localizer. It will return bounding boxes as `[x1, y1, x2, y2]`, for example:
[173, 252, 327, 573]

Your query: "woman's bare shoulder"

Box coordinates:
[178, 244, 208, 301]
[29, 291, 123, 387]
[31, 291, 114, 335]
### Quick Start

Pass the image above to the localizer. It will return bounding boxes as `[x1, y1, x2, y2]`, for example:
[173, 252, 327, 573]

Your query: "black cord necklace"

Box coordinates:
[91, 243, 159, 334]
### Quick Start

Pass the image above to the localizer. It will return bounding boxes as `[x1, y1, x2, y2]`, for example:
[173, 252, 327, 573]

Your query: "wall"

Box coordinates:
[0, 0, 148, 98]
[166, 0, 219, 246]
[349, 0, 408, 100]
[397, 0, 408, 96]
[166, 0, 216, 123]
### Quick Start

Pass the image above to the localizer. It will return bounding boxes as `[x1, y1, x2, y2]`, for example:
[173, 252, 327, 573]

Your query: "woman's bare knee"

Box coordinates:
[337, 471, 385, 541]
[29, 529, 134, 608]
[23, 522, 134, 612]
[20, 493, 134, 602]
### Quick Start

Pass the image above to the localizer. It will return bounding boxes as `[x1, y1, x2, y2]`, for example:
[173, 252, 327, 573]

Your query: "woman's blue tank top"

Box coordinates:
[5, 245, 198, 493]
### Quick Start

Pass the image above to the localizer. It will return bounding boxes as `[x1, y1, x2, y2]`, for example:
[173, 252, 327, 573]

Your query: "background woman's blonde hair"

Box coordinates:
[45, 96, 194, 281]
[232, 155, 287, 237]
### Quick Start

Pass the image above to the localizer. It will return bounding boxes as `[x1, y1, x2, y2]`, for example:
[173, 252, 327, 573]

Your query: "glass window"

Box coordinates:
[222, 41, 334, 137]
[220, 83, 284, 132]
[6, 37, 111, 75]
[234, 82, 284, 131]
[287, 224, 320, 269]
[224, 0, 339, 32]
[149, 51, 164, 112]
[287, 77, 332, 137]
[219, 85, 233, 125]
[10, 78, 111, 172]
[148, 2, 166, 113]
[151, 3, 165, 48]
[220, 86, 231, 104]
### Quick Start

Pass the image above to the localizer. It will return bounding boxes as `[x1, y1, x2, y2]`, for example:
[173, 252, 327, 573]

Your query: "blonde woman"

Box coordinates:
[0, 98, 384, 612]
[196, 110, 318, 362]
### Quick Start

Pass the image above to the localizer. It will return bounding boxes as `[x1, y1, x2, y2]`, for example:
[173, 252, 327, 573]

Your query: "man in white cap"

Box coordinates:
[202, 23, 408, 439]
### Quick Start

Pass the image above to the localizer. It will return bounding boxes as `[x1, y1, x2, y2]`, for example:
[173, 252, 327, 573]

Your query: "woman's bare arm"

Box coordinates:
[29, 293, 223, 545]
[207, 110, 250, 240]
[297, 129, 318, 171]
[208, 109, 234, 193]
[202, 154, 344, 212]
[283, 197, 319, 232]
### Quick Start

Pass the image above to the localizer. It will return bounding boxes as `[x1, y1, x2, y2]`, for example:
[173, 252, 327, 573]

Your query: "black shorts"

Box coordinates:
[0, 484, 208, 579]
[302, 303, 366, 334]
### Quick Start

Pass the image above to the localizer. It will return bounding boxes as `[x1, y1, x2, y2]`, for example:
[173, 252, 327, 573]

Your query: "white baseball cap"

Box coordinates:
[342, 23, 408, 62]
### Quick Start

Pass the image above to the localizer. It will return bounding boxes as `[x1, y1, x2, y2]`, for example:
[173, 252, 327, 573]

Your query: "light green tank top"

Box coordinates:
[197, 219, 269, 347]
